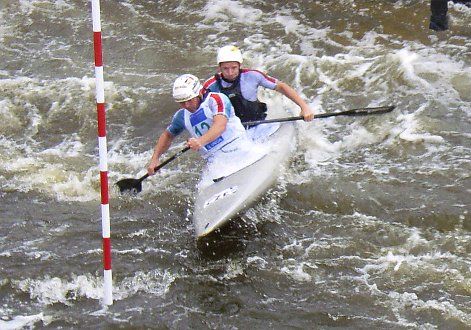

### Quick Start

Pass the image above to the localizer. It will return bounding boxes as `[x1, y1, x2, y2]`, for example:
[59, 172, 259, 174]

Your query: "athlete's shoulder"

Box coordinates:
[167, 109, 186, 136]
[206, 92, 230, 113]
[241, 68, 276, 83]
[207, 91, 228, 103]
[240, 68, 266, 75]
[171, 108, 186, 122]
[202, 74, 219, 91]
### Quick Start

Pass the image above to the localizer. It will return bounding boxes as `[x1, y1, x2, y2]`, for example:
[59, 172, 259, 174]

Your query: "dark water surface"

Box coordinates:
[1, 0, 470, 328]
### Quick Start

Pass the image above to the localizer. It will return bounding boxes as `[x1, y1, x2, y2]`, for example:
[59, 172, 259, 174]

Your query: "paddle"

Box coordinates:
[117, 105, 394, 193]
[242, 105, 395, 126]
[116, 146, 190, 194]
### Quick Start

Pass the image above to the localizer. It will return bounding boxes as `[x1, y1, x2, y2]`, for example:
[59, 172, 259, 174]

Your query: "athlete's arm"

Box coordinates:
[275, 81, 314, 121]
[188, 114, 227, 150]
[147, 130, 175, 175]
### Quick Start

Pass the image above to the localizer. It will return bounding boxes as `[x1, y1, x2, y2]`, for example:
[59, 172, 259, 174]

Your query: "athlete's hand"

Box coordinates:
[187, 137, 202, 151]
[147, 159, 160, 176]
[301, 105, 314, 121]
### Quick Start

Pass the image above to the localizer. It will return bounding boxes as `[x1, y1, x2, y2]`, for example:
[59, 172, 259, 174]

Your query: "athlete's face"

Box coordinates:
[179, 96, 200, 112]
[219, 61, 240, 82]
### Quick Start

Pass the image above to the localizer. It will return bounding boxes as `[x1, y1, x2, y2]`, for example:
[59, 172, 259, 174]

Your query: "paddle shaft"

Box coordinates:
[137, 146, 190, 183]
[242, 105, 395, 126]
[118, 105, 394, 192]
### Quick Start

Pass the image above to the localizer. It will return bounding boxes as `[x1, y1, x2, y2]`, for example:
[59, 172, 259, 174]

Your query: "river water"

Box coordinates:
[1, 0, 470, 328]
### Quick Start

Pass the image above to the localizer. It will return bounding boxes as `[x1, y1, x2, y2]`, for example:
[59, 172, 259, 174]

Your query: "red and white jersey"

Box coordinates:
[202, 69, 278, 102]
[167, 92, 246, 158]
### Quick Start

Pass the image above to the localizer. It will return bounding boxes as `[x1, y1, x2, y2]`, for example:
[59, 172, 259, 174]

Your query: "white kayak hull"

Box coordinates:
[193, 122, 296, 238]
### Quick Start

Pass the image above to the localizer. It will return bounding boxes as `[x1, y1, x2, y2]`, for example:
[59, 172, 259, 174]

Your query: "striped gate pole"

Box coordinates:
[91, 0, 112, 306]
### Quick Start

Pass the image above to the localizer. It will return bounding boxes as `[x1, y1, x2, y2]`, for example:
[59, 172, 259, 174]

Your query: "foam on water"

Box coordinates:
[9, 269, 177, 307]
[115, 270, 176, 299]
[0, 73, 154, 201]
[11, 275, 101, 305]
[203, 0, 263, 26]
[272, 208, 471, 326]
[395, 112, 445, 144]
[0, 313, 51, 330]
[283, 33, 470, 184]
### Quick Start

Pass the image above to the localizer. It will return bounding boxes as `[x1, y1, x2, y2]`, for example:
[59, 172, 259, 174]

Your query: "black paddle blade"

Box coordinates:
[116, 178, 143, 194]
[348, 105, 395, 116]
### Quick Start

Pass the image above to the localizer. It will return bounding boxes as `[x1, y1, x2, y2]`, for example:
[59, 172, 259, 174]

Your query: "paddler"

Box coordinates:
[429, 0, 471, 31]
[147, 74, 250, 176]
[202, 45, 315, 133]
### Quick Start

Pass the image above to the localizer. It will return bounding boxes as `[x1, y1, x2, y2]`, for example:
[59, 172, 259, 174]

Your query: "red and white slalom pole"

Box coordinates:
[91, 0, 112, 306]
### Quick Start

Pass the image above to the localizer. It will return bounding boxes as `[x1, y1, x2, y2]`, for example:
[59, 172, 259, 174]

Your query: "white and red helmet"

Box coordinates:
[172, 74, 202, 103]
[217, 45, 243, 64]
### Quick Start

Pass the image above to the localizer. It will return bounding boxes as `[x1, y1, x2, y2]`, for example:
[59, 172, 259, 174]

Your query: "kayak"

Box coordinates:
[193, 121, 296, 238]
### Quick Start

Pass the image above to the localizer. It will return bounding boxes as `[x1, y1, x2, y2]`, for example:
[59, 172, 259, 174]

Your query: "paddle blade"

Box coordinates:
[116, 178, 143, 194]
[314, 105, 396, 119]
[346, 105, 395, 116]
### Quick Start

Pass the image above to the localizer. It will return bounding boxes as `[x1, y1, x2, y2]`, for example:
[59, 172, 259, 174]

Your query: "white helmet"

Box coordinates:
[217, 45, 243, 64]
[172, 74, 202, 103]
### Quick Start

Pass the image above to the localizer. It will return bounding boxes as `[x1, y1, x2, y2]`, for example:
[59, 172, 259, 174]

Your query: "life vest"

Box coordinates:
[215, 74, 267, 124]
[181, 93, 246, 158]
